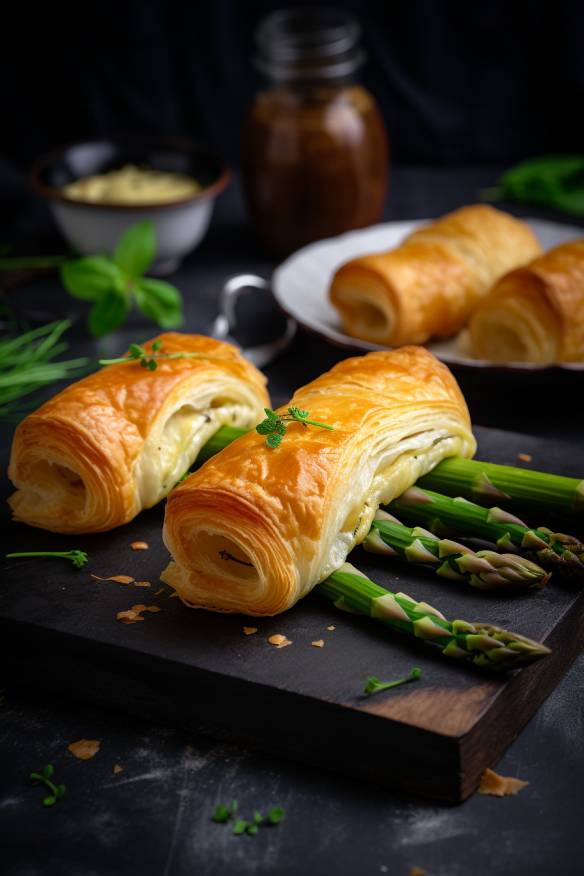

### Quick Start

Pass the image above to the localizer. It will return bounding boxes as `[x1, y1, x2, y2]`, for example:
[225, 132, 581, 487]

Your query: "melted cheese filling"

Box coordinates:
[319, 428, 458, 582]
[136, 400, 253, 508]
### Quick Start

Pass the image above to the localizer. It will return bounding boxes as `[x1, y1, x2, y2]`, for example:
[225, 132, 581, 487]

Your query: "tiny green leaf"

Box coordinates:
[233, 819, 248, 835]
[135, 278, 184, 329]
[88, 289, 130, 337]
[61, 257, 125, 302]
[264, 408, 279, 420]
[252, 810, 263, 824]
[212, 804, 231, 823]
[43, 795, 56, 807]
[266, 433, 283, 449]
[246, 824, 259, 836]
[267, 806, 284, 825]
[363, 667, 423, 697]
[113, 220, 156, 277]
[56, 784, 66, 799]
[151, 339, 163, 352]
[256, 420, 275, 435]
[230, 800, 238, 814]
[42, 764, 54, 779]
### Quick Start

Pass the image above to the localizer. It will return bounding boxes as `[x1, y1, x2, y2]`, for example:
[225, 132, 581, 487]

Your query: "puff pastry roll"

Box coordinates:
[469, 238, 584, 363]
[8, 333, 269, 534]
[162, 346, 476, 615]
[329, 204, 542, 346]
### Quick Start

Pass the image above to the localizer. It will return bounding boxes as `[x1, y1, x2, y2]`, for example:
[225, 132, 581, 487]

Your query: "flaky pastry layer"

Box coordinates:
[469, 238, 584, 363]
[8, 333, 269, 533]
[162, 346, 476, 615]
[329, 205, 542, 346]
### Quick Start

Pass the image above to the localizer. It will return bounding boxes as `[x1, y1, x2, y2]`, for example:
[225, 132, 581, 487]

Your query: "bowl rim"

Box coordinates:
[29, 136, 231, 211]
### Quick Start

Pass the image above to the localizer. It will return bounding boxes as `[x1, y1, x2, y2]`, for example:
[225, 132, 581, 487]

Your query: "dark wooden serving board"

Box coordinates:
[1, 425, 583, 803]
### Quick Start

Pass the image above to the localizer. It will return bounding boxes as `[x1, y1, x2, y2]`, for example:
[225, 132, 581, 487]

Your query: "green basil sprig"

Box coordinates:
[61, 221, 184, 337]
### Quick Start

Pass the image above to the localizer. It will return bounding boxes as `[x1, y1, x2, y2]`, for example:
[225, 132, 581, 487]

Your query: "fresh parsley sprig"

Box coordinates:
[256, 406, 334, 449]
[212, 800, 284, 836]
[99, 340, 212, 371]
[363, 667, 422, 697]
[30, 764, 66, 807]
[6, 550, 88, 569]
[61, 220, 184, 337]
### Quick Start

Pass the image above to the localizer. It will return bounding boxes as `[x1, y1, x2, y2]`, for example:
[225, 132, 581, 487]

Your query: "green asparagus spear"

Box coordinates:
[363, 510, 549, 589]
[417, 457, 583, 517]
[391, 488, 584, 578]
[317, 564, 551, 671]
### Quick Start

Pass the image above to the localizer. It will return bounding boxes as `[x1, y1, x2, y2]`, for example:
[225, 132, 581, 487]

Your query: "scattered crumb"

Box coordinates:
[154, 588, 165, 597]
[117, 604, 161, 624]
[68, 739, 101, 760]
[518, 453, 532, 463]
[134, 581, 151, 588]
[327, 625, 336, 631]
[113, 764, 124, 775]
[243, 626, 258, 636]
[169, 592, 179, 598]
[268, 634, 292, 649]
[409, 868, 427, 876]
[91, 574, 135, 585]
[311, 639, 325, 648]
[478, 767, 529, 797]
[130, 541, 149, 551]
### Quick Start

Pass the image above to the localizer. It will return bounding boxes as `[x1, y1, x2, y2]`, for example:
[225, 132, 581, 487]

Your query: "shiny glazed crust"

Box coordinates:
[8, 333, 269, 533]
[162, 346, 476, 616]
[469, 238, 584, 363]
[329, 205, 542, 345]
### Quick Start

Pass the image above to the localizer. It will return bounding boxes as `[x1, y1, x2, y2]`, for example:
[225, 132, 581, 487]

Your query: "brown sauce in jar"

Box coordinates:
[242, 84, 389, 254]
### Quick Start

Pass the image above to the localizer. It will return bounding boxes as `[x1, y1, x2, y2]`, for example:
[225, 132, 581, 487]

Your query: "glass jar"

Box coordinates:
[242, 7, 389, 255]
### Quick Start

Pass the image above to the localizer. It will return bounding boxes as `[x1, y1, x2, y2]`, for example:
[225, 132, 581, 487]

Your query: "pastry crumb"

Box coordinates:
[91, 574, 135, 585]
[154, 587, 165, 597]
[134, 580, 151, 588]
[327, 625, 336, 631]
[478, 767, 529, 797]
[68, 739, 101, 760]
[311, 639, 325, 648]
[268, 634, 292, 648]
[517, 453, 532, 463]
[117, 604, 161, 624]
[113, 764, 124, 775]
[169, 592, 179, 598]
[243, 626, 258, 636]
[130, 541, 149, 551]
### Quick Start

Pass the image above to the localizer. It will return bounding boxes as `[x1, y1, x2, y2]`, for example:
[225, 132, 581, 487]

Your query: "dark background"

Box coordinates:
[3, 1, 584, 173]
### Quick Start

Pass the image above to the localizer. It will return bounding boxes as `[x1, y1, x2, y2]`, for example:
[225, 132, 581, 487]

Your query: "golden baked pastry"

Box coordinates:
[162, 346, 476, 615]
[329, 204, 542, 346]
[8, 333, 269, 534]
[469, 238, 584, 363]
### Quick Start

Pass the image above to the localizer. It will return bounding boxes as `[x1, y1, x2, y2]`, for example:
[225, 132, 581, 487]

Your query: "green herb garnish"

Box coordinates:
[363, 667, 422, 697]
[212, 802, 284, 836]
[0, 320, 88, 422]
[61, 220, 184, 337]
[30, 764, 66, 807]
[99, 340, 212, 371]
[482, 155, 584, 216]
[256, 406, 334, 448]
[6, 550, 88, 569]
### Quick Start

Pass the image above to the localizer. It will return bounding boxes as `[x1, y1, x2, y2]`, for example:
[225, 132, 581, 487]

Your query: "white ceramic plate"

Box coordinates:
[272, 218, 584, 371]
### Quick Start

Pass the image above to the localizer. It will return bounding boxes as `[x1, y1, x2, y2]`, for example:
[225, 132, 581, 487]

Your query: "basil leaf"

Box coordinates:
[88, 289, 130, 337]
[114, 220, 156, 277]
[487, 155, 584, 216]
[135, 278, 184, 328]
[61, 256, 125, 301]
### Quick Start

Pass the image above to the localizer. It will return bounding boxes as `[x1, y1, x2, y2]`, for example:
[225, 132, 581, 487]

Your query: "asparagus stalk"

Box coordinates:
[418, 457, 583, 517]
[363, 511, 549, 590]
[391, 488, 584, 578]
[197, 427, 583, 519]
[317, 564, 550, 671]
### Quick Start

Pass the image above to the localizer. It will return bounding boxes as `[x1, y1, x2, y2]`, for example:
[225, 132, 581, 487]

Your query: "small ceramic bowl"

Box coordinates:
[30, 137, 230, 274]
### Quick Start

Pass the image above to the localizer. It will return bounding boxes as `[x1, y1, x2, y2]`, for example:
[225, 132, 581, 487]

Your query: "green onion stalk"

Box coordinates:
[363, 510, 549, 590]
[196, 426, 584, 518]
[317, 564, 550, 671]
[391, 487, 584, 579]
